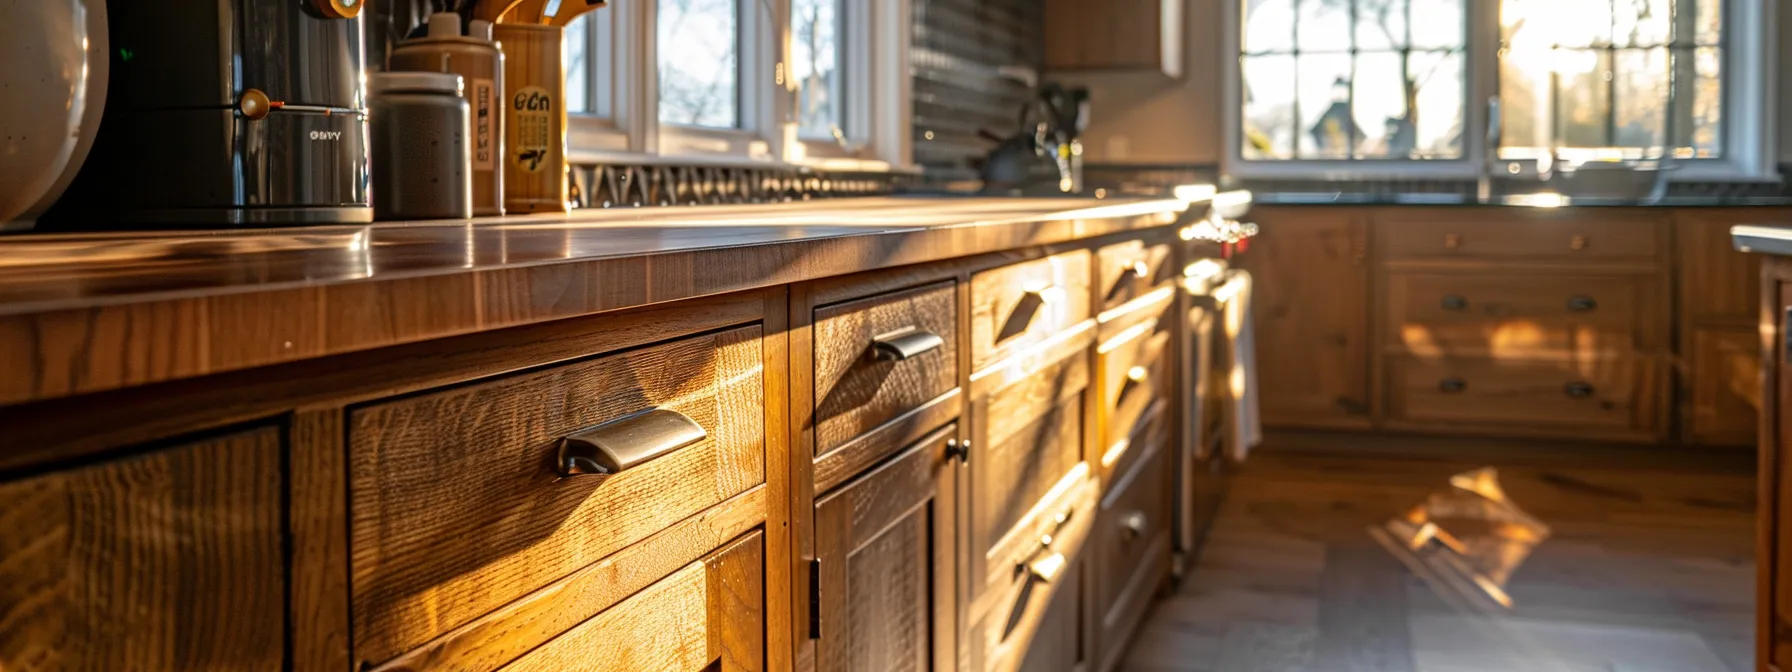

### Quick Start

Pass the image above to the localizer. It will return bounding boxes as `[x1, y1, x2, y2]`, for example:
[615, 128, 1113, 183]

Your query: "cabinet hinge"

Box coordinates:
[807, 557, 822, 640]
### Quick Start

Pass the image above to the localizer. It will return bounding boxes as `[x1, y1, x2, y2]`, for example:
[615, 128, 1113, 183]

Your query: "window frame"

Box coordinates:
[563, 0, 913, 171]
[1220, 0, 1778, 181]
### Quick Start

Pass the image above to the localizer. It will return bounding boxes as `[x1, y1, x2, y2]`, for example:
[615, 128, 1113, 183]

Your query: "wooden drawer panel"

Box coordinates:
[974, 351, 1089, 564]
[1378, 216, 1659, 261]
[0, 427, 285, 671]
[1096, 240, 1174, 314]
[1094, 435, 1171, 672]
[970, 468, 1099, 672]
[971, 250, 1092, 372]
[813, 281, 958, 459]
[1390, 273, 1644, 333]
[1098, 315, 1171, 458]
[348, 327, 765, 665]
[1391, 354, 1649, 429]
[498, 531, 764, 672]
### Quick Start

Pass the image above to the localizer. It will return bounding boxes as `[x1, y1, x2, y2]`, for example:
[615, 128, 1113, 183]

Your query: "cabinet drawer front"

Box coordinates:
[349, 327, 766, 665]
[1096, 240, 1174, 314]
[1095, 435, 1171, 668]
[498, 531, 764, 672]
[1378, 217, 1659, 261]
[0, 427, 286, 671]
[1390, 273, 1644, 333]
[971, 250, 1093, 372]
[975, 351, 1089, 562]
[814, 281, 959, 459]
[971, 470, 1098, 672]
[1099, 317, 1171, 454]
[1392, 355, 1646, 429]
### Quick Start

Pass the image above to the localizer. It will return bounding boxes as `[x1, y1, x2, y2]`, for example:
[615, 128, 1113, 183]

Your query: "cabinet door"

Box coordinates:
[812, 426, 958, 672]
[0, 427, 286, 671]
[1236, 208, 1371, 427]
[1687, 327, 1760, 445]
[1016, 554, 1089, 672]
[1771, 278, 1792, 671]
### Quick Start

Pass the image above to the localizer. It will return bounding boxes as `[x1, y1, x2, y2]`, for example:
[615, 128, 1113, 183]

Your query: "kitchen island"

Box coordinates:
[0, 195, 1242, 672]
[1732, 223, 1792, 671]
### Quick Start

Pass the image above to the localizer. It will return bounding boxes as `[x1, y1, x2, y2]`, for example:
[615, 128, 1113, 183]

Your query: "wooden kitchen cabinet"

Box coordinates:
[811, 426, 959, 672]
[1235, 207, 1372, 428]
[0, 427, 287, 671]
[1761, 268, 1792, 670]
[1043, 0, 1181, 76]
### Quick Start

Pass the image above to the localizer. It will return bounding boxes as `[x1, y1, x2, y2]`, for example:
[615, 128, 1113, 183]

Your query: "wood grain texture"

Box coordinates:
[1389, 354, 1652, 435]
[1236, 207, 1373, 427]
[813, 389, 962, 495]
[758, 287, 796, 672]
[369, 487, 767, 672]
[813, 281, 958, 456]
[1686, 327, 1760, 447]
[1769, 267, 1792, 671]
[1386, 272, 1650, 346]
[1016, 554, 1089, 672]
[0, 426, 286, 671]
[0, 198, 1183, 408]
[1375, 209, 1664, 262]
[496, 531, 765, 672]
[971, 470, 1099, 672]
[348, 327, 766, 666]
[291, 410, 352, 672]
[1095, 240, 1175, 315]
[1043, 0, 1178, 74]
[1097, 316, 1170, 458]
[813, 426, 957, 672]
[970, 250, 1093, 373]
[1093, 432, 1171, 672]
[493, 22, 568, 214]
[1675, 211, 1770, 327]
[0, 290, 764, 472]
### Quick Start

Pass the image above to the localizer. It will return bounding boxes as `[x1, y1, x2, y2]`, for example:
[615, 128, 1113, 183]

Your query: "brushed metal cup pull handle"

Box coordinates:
[1438, 378, 1467, 393]
[871, 329, 945, 361]
[557, 409, 707, 477]
[1566, 295, 1597, 312]
[1127, 259, 1151, 278]
[1120, 511, 1148, 539]
[1024, 283, 1065, 306]
[1564, 382, 1595, 398]
[1441, 294, 1468, 311]
[1026, 552, 1067, 584]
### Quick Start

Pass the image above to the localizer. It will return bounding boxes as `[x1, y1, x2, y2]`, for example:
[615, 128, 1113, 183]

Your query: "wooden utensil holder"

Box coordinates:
[492, 23, 568, 214]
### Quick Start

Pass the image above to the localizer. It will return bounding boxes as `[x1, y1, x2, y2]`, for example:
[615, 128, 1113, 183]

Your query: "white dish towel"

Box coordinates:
[1218, 269, 1262, 461]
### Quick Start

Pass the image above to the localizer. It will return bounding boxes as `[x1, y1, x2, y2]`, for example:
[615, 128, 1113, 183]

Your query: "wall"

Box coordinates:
[1055, 1, 1792, 167]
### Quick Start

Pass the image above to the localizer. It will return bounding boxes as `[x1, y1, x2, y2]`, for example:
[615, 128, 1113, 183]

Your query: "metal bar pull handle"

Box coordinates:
[557, 408, 707, 477]
[1024, 282, 1065, 306]
[872, 328, 945, 361]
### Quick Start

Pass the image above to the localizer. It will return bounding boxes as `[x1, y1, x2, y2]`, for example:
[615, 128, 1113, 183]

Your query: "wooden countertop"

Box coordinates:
[0, 196, 1190, 407]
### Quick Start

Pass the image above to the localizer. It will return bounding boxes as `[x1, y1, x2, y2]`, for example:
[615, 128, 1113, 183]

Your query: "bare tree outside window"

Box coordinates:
[791, 0, 842, 140]
[659, 0, 740, 128]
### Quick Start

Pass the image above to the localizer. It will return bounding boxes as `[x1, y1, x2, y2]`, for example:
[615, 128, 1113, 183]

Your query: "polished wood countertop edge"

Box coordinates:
[0, 197, 1191, 408]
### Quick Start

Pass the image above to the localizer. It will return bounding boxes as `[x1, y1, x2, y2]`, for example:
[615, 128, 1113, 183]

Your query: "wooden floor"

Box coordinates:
[1124, 433, 1757, 672]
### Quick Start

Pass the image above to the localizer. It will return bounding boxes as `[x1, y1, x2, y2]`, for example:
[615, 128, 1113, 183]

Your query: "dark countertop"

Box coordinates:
[1254, 192, 1792, 207]
[0, 196, 1196, 407]
[1731, 224, 1792, 256]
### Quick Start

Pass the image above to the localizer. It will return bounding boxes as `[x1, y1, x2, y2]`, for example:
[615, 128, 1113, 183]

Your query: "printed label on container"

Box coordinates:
[510, 85, 554, 174]
[473, 77, 496, 171]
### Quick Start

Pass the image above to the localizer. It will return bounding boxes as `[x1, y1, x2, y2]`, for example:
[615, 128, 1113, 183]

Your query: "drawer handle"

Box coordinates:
[945, 439, 970, 464]
[1126, 259, 1151, 278]
[1026, 552, 1067, 583]
[1440, 294, 1468, 311]
[556, 409, 707, 477]
[1438, 378, 1467, 393]
[1127, 365, 1150, 383]
[1566, 295, 1597, 312]
[1443, 233, 1462, 250]
[1564, 381, 1595, 398]
[1570, 234, 1588, 251]
[871, 328, 945, 361]
[1024, 283, 1066, 306]
[1120, 511, 1148, 539]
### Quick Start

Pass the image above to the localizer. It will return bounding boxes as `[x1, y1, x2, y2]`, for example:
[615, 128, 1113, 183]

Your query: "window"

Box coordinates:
[658, 0, 741, 128]
[1497, 0, 1722, 162]
[791, 0, 844, 141]
[1226, 0, 1775, 178]
[1240, 0, 1467, 161]
[558, 0, 911, 168]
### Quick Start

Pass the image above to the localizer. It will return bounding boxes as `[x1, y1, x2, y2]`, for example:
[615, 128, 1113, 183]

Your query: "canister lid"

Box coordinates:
[369, 71, 464, 97]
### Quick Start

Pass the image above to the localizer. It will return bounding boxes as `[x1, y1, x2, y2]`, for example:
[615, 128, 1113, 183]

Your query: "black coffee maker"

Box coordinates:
[44, 0, 372, 227]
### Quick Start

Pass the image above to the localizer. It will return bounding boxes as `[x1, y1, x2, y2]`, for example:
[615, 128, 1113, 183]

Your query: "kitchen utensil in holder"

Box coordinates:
[492, 22, 568, 214]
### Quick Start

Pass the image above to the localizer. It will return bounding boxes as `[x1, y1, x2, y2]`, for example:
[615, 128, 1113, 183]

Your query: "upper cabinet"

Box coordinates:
[1043, 0, 1183, 76]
